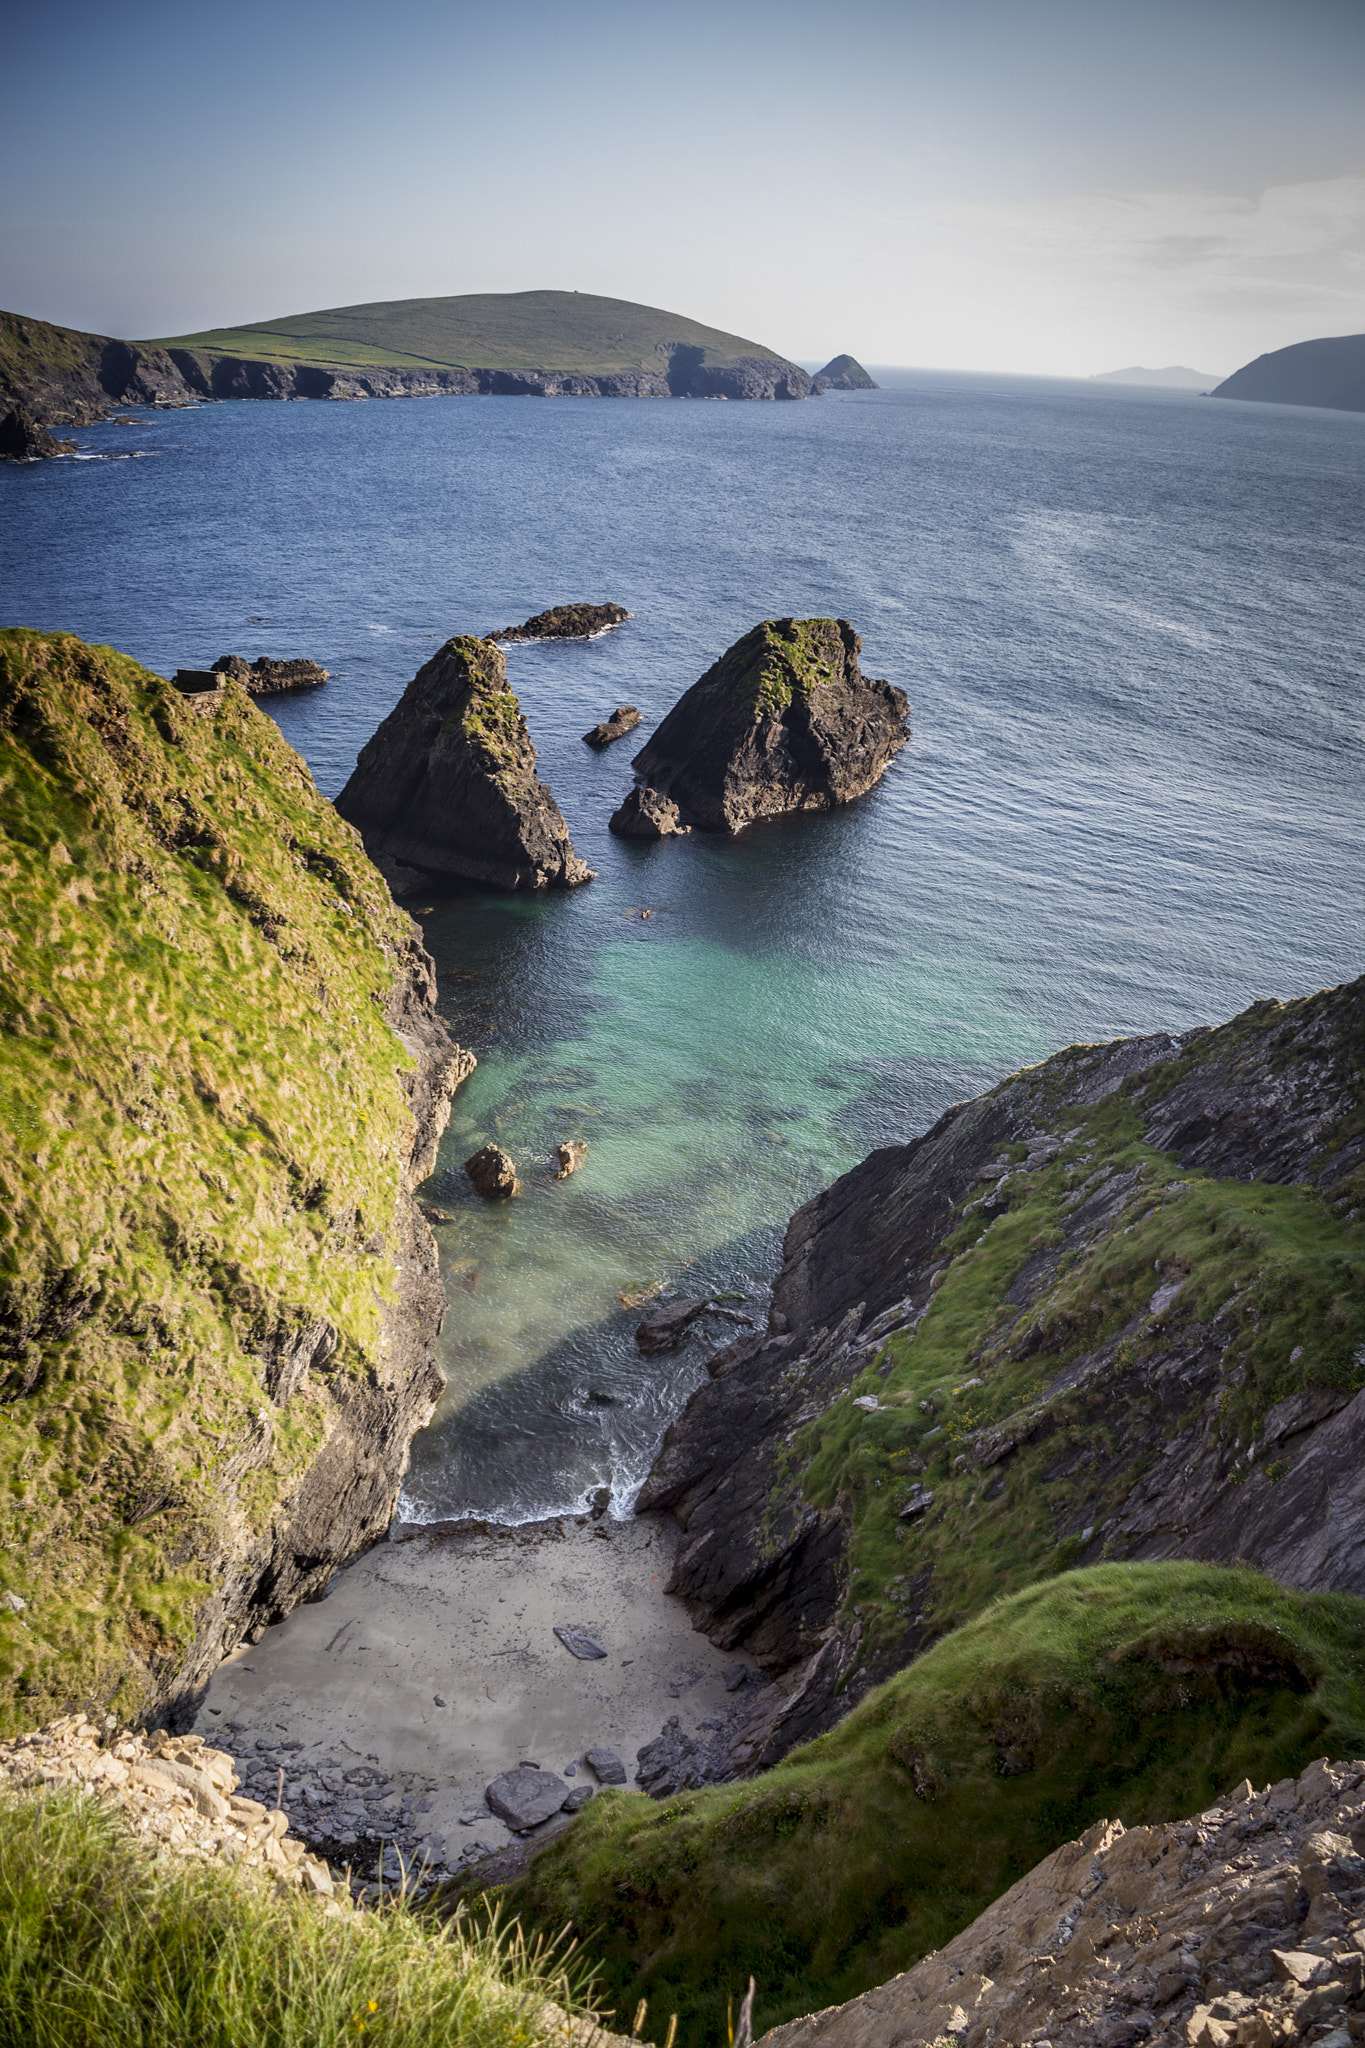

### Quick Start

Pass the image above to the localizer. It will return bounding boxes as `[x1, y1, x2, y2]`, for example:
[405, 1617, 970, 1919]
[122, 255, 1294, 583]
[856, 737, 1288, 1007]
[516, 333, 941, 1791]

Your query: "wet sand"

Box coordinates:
[191, 1511, 755, 1876]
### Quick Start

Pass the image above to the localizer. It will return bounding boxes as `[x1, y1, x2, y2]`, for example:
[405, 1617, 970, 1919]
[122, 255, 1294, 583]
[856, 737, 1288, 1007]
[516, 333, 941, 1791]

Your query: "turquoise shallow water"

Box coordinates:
[3, 372, 1362, 1518]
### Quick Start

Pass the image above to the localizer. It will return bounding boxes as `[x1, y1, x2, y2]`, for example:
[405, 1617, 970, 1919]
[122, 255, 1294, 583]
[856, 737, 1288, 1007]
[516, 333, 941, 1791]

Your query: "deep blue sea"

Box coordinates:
[3, 373, 1362, 1523]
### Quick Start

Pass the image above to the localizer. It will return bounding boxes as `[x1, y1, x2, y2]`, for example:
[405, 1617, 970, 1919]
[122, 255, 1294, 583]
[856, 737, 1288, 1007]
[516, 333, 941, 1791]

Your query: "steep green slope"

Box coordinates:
[508, 1564, 1365, 2045]
[148, 289, 790, 374]
[0, 631, 466, 1734]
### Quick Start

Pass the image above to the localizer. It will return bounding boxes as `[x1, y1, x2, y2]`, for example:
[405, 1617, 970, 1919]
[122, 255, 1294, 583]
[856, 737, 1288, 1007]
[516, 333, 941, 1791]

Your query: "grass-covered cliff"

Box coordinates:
[0, 630, 470, 1735]
[508, 1563, 1365, 2044]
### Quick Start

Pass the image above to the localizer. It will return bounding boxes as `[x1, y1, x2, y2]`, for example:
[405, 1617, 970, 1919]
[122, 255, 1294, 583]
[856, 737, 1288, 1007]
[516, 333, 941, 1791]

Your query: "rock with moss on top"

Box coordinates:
[631, 617, 908, 832]
[336, 635, 594, 890]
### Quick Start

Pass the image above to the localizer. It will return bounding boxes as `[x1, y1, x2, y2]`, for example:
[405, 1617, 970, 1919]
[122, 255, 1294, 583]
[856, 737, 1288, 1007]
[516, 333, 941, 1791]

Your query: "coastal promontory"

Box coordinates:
[335, 635, 594, 889]
[629, 616, 909, 831]
[0, 629, 474, 1735]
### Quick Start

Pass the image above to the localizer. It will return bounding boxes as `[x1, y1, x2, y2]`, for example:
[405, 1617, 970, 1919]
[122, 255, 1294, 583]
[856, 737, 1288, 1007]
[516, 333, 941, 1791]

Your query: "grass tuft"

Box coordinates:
[0, 1785, 594, 2048]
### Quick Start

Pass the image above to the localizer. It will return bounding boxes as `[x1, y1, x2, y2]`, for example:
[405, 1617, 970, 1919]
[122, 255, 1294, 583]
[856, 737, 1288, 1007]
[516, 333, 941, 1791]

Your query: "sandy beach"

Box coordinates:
[191, 1510, 756, 1881]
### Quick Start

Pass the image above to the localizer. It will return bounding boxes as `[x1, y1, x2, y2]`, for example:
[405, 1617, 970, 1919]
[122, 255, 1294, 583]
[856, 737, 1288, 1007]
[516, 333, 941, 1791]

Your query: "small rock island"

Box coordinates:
[335, 636, 594, 889]
[490, 603, 629, 643]
[813, 354, 878, 390]
[212, 654, 329, 694]
[629, 617, 908, 832]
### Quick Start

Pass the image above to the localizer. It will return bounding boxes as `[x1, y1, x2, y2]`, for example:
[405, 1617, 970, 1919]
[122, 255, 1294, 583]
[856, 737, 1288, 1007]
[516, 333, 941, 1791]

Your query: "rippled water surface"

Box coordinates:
[4, 374, 1362, 1520]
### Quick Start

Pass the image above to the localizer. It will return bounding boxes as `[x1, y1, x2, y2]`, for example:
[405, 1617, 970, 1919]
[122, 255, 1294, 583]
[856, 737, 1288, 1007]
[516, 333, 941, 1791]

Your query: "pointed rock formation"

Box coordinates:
[335, 636, 594, 889]
[812, 354, 878, 390]
[630, 617, 908, 832]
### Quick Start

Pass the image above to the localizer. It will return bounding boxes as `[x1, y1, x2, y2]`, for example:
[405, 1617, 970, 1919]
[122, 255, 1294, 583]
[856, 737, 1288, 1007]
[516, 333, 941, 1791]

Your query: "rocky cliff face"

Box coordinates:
[0, 630, 475, 1735]
[1, 308, 816, 447]
[630, 618, 909, 832]
[638, 977, 1365, 1783]
[758, 1756, 1365, 2048]
[335, 636, 593, 891]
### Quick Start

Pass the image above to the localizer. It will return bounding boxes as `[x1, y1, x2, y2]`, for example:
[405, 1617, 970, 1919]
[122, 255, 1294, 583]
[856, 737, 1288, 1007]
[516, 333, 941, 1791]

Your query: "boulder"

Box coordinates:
[212, 655, 329, 694]
[585, 1747, 627, 1784]
[562, 1785, 595, 1812]
[554, 1141, 588, 1178]
[583, 706, 641, 748]
[464, 1143, 519, 1199]
[335, 636, 594, 890]
[485, 1767, 570, 1831]
[490, 603, 629, 643]
[609, 786, 689, 839]
[631, 618, 908, 831]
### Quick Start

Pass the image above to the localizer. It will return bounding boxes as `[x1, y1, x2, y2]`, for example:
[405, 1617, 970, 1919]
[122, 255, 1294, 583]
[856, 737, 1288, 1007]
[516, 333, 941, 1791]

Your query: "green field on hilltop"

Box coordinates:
[144, 290, 788, 374]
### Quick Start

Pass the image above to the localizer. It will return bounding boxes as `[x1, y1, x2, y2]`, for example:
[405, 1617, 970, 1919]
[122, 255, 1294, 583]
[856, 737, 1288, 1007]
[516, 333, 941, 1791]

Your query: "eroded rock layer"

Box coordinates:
[335, 636, 593, 891]
[631, 617, 908, 831]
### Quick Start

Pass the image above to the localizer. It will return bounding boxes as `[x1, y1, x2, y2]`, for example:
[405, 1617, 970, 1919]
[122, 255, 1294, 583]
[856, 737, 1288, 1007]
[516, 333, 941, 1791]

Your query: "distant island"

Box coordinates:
[0, 290, 817, 451]
[1090, 365, 1223, 389]
[813, 353, 878, 390]
[1211, 331, 1365, 414]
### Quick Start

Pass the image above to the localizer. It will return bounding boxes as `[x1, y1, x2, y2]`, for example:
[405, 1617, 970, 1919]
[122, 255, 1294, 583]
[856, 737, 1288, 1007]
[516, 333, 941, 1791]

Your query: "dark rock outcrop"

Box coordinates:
[212, 654, 329, 694]
[465, 1143, 520, 1199]
[1212, 332, 1365, 414]
[0, 405, 73, 460]
[609, 785, 688, 839]
[631, 618, 908, 831]
[583, 706, 641, 747]
[554, 1141, 587, 1178]
[491, 604, 629, 644]
[812, 354, 878, 391]
[637, 976, 1365, 1784]
[335, 636, 594, 890]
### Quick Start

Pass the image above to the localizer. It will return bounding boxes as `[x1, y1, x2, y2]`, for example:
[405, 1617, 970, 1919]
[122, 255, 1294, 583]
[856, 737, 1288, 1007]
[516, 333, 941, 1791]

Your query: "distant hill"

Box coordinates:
[1091, 365, 1222, 389]
[1, 292, 815, 445]
[813, 353, 878, 390]
[1211, 332, 1365, 414]
[145, 289, 795, 380]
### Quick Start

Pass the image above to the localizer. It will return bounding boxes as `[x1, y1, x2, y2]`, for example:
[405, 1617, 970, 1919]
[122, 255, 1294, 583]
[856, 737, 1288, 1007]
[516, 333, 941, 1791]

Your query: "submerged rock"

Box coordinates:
[609, 785, 689, 839]
[335, 636, 594, 890]
[554, 1141, 588, 1178]
[490, 603, 629, 643]
[212, 654, 329, 694]
[632, 617, 908, 831]
[583, 705, 641, 747]
[464, 1143, 520, 1199]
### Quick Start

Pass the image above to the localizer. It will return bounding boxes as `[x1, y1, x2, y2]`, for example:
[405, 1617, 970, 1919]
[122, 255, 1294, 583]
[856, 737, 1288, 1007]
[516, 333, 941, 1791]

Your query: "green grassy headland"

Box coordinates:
[144, 290, 789, 376]
[0, 630, 432, 1733]
[0, 1785, 595, 2048]
[508, 1563, 1365, 2046]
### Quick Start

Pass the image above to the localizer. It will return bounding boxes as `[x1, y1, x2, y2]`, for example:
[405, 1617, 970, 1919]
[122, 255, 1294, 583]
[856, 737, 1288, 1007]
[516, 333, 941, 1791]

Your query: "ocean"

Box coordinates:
[4, 370, 1362, 1523]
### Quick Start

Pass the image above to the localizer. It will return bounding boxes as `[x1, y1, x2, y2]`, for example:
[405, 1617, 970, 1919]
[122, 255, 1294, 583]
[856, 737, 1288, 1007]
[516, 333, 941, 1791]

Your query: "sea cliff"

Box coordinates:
[0, 631, 473, 1733]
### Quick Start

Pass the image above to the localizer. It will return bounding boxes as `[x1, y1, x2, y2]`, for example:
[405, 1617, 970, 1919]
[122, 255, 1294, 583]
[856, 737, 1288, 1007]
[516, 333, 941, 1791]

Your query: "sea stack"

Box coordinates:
[630, 617, 908, 832]
[812, 354, 878, 390]
[335, 636, 594, 890]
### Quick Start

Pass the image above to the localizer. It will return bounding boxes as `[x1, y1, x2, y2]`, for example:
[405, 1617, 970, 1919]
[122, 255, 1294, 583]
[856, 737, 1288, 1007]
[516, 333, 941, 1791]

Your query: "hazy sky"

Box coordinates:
[5, 0, 1363, 375]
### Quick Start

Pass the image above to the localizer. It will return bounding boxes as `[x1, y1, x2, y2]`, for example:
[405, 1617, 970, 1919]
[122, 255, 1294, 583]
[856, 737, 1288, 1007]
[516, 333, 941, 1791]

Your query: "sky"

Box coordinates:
[4, 0, 1364, 377]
